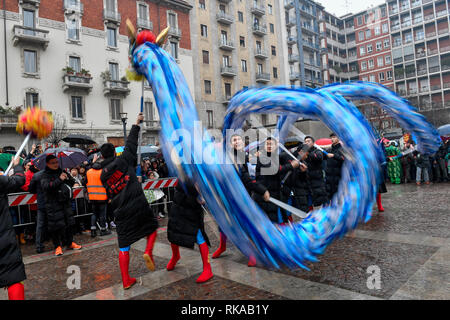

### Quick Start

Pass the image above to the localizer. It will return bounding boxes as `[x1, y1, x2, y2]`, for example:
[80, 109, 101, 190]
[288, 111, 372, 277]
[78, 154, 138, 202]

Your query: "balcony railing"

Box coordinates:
[12, 25, 49, 50]
[220, 66, 237, 77]
[442, 65, 450, 71]
[303, 40, 319, 50]
[391, 24, 400, 31]
[428, 48, 438, 55]
[436, 10, 448, 18]
[426, 31, 436, 38]
[64, 0, 83, 14]
[284, 0, 294, 9]
[417, 68, 427, 75]
[438, 28, 449, 35]
[143, 120, 161, 130]
[252, 24, 267, 36]
[19, 0, 40, 6]
[440, 46, 450, 53]
[429, 66, 440, 73]
[168, 27, 182, 38]
[405, 54, 415, 61]
[137, 18, 153, 30]
[424, 14, 434, 21]
[413, 18, 423, 25]
[216, 12, 234, 24]
[219, 40, 235, 51]
[287, 36, 296, 44]
[419, 86, 429, 93]
[103, 10, 121, 23]
[443, 82, 450, 89]
[288, 54, 299, 63]
[289, 72, 300, 80]
[411, 1, 421, 8]
[222, 95, 233, 104]
[390, 7, 399, 15]
[256, 72, 270, 82]
[254, 50, 268, 59]
[251, 4, 265, 16]
[103, 80, 130, 96]
[0, 114, 18, 127]
[430, 84, 441, 91]
[286, 18, 296, 27]
[416, 51, 426, 58]
[62, 74, 93, 93]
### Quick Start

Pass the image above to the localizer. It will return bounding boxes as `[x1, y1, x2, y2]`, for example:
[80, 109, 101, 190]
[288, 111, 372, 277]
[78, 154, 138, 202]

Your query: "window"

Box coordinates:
[379, 72, 385, 82]
[241, 60, 247, 72]
[219, 4, 226, 13]
[67, 18, 79, 41]
[360, 46, 365, 56]
[69, 56, 81, 72]
[381, 6, 387, 18]
[382, 23, 388, 33]
[105, 0, 116, 11]
[200, 24, 208, 37]
[25, 92, 38, 108]
[368, 59, 374, 68]
[261, 114, 267, 126]
[369, 74, 375, 82]
[362, 76, 368, 81]
[207, 110, 213, 128]
[225, 83, 231, 98]
[221, 30, 228, 44]
[109, 62, 119, 80]
[138, 3, 148, 20]
[23, 9, 35, 34]
[71, 96, 83, 119]
[365, 29, 371, 39]
[202, 50, 209, 64]
[270, 23, 274, 33]
[24, 50, 37, 73]
[367, 44, 373, 53]
[257, 63, 263, 74]
[144, 101, 154, 121]
[240, 36, 245, 47]
[256, 40, 262, 52]
[111, 99, 121, 120]
[387, 70, 392, 80]
[199, 0, 205, 9]
[377, 56, 384, 67]
[107, 27, 117, 47]
[376, 41, 382, 51]
[168, 13, 177, 28]
[271, 45, 276, 56]
[358, 31, 364, 41]
[170, 41, 178, 59]
[375, 26, 380, 35]
[273, 67, 278, 79]
[238, 11, 243, 22]
[361, 61, 367, 71]
[357, 16, 363, 25]
[222, 55, 230, 67]
[204, 80, 211, 94]
[384, 38, 390, 48]
[385, 55, 391, 64]
[268, 4, 273, 14]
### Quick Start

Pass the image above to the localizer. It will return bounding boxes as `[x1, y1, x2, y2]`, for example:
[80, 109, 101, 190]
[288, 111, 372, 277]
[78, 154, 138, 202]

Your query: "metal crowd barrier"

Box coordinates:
[8, 178, 178, 228]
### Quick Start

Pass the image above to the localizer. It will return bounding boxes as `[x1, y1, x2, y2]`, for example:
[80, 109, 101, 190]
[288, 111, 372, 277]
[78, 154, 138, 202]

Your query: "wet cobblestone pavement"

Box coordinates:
[1, 183, 448, 300]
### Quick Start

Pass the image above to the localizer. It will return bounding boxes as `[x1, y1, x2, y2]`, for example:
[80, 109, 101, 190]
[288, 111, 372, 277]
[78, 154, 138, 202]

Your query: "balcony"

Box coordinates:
[251, 4, 265, 16]
[284, 0, 294, 9]
[254, 49, 268, 59]
[143, 120, 161, 131]
[436, 10, 448, 18]
[408, 88, 418, 95]
[12, 25, 49, 50]
[411, 1, 421, 8]
[62, 74, 93, 93]
[286, 18, 296, 27]
[301, 24, 318, 34]
[103, 10, 121, 23]
[288, 54, 299, 63]
[220, 66, 237, 77]
[424, 14, 435, 22]
[429, 66, 440, 73]
[390, 7, 399, 15]
[0, 114, 18, 128]
[438, 28, 449, 35]
[287, 36, 296, 44]
[428, 48, 438, 55]
[416, 51, 426, 58]
[252, 24, 267, 36]
[302, 40, 319, 50]
[219, 40, 235, 51]
[419, 86, 429, 93]
[222, 94, 233, 104]
[417, 68, 428, 75]
[391, 24, 401, 31]
[415, 35, 425, 42]
[218, 0, 232, 3]
[216, 12, 234, 25]
[137, 18, 153, 30]
[289, 72, 300, 80]
[300, 6, 315, 18]
[256, 72, 270, 83]
[404, 54, 415, 61]
[442, 65, 450, 71]
[426, 31, 436, 38]
[444, 82, 450, 89]
[168, 27, 182, 38]
[440, 46, 450, 53]
[64, 0, 83, 14]
[405, 71, 416, 78]
[103, 80, 131, 96]
[413, 18, 423, 25]
[19, 0, 40, 6]
[430, 84, 442, 91]
[401, 21, 411, 29]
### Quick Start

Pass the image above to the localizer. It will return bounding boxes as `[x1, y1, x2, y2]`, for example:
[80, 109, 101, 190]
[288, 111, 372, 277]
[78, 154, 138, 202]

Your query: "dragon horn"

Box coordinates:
[126, 18, 136, 43]
[156, 26, 170, 46]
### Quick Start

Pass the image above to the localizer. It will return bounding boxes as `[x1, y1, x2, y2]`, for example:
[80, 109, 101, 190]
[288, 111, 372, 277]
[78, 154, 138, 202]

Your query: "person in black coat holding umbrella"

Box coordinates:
[325, 133, 345, 200]
[0, 158, 26, 300]
[100, 113, 158, 290]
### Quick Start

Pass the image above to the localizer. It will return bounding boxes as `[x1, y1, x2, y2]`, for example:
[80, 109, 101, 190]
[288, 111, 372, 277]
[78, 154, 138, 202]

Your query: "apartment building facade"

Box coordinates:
[0, 0, 195, 148]
[189, 0, 287, 130]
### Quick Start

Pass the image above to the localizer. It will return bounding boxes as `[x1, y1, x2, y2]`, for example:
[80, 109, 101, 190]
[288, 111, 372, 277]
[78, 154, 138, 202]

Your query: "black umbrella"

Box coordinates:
[62, 134, 96, 145]
[284, 136, 303, 148]
[34, 147, 88, 170]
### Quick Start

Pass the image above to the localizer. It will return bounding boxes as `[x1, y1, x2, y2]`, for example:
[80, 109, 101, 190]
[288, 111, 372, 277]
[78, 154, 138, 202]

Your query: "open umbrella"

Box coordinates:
[33, 147, 87, 170]
[62, 134, 96, 145]
[315, 138, 332, 149]
[283, 136, 302, 148]
[0, 153, 23, 171]
[437, 124, 450, 136]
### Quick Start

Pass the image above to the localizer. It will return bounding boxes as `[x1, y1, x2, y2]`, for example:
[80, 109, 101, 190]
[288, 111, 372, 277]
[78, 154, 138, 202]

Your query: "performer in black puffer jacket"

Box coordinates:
[166, 180, 213, 283]
[325, 133, 345, 200]
[0, 158, 26, 300]
[100, 113, 158, 290]
[40, 154, 81, 256]
[304, 136, 328, 209]
[290, 143, 310, 215]
[253, 137, 299, 223]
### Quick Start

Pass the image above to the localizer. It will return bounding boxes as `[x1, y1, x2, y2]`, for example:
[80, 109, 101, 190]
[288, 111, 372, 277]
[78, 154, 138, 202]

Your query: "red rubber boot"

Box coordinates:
[196, 243, 213, 283]
[118, 251, 136, 290]
[166, 243, 180, 271]
[212, 232, 227, 259]
[143, 231, 157, 271]
[376, 193, 385, 212]
[8, 282, 25, 300]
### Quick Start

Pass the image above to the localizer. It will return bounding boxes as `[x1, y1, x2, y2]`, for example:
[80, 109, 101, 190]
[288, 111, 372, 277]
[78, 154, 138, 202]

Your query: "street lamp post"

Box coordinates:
[120, 112, 128, 143]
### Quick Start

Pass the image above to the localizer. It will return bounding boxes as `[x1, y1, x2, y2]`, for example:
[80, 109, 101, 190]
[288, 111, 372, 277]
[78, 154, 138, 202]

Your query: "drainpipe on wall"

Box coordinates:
[3, 0, 9, 106]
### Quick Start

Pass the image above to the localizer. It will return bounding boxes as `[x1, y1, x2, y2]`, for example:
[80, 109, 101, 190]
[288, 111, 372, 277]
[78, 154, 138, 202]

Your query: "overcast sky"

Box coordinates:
[316, 0, 386, 17]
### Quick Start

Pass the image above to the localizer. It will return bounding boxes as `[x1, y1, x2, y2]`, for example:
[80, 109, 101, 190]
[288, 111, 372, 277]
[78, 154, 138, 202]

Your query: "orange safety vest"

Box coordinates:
[86, 168, 108, 201]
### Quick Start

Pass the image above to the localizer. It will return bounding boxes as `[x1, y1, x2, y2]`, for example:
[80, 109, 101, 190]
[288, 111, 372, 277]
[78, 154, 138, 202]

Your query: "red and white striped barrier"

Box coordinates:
[143, 178, 178, 190]
[7, 178, 178, 206]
